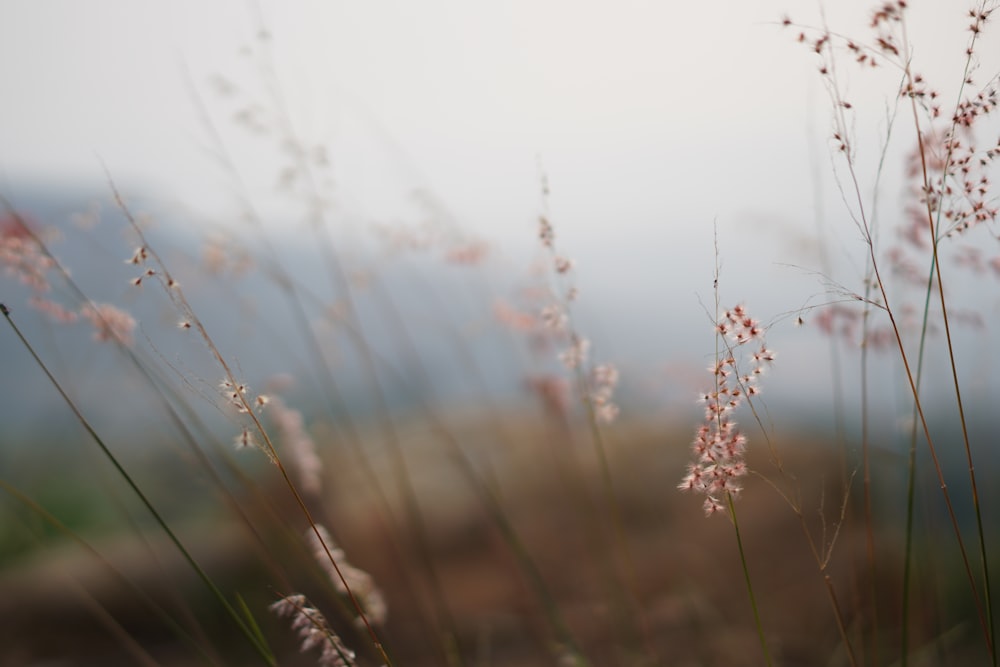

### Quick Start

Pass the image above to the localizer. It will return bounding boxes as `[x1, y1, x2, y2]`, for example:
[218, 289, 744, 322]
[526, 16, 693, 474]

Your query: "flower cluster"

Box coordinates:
[2, 213, 81, 325]
[1, 214, 56, 295]
[679, 305, 774, 516]
[220, 379, 258, 414]
[308, 525, 387, 627]
[269, 594, 357, 667]
[534, 212, 621, 424]
[590, 363, 620, 424]
[268, 394, 322, 496]
[79, 302, 137, 347]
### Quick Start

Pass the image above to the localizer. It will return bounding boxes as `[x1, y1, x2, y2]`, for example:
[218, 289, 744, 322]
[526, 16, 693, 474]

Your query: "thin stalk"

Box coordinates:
[0, 479, 225, 667]
[727, 495, 773, 667]
[537, 176, 654, 659]
[859, 290, 880, 665]
[0, 196, 302, 595]
[867, 255, 991, 654]
[818, 16, 883, 659]
[437, 428, 592, 667]
[900, 11, 995, 660]
[291, 287, 593, 665]
[186, 72, 453, 661]
[708, 239, 773, 666]
[733, 340, 860, 667]
[574, 364, 655, 658]
[900, 274, 935, 667]
[106, 182, 393, 666]
[231, 20, 462, 658]
[1, 303, 275, 666]
[811, 13, 990, 655]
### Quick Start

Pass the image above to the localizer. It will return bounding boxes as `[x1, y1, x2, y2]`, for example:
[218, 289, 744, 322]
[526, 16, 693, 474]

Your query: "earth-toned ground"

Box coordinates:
[0, 415, 987, 666]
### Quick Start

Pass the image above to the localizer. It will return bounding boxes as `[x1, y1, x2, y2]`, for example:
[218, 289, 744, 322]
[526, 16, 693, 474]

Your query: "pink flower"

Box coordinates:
[0, 213, 55, 294]
[680, 305, 773, 517]
[79, 303, 136, 346]
[270, 594, 357, 666]
[269, 395, 323, 496]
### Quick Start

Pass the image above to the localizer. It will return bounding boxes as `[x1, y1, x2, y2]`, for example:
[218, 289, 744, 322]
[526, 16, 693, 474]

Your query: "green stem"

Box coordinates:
[728, 494, 773, 667]
[1, 303, 276, 666]
[901, 253, 936, 667]
[0, 479, 224, 667]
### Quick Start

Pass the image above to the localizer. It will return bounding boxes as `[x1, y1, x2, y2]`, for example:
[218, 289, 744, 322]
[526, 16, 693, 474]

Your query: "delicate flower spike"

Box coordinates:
[558, 336, 590, 370]
[540, 305, 567, 331]
[680, 304, 772, 517]
[553, 256, 574, 274]
[269, 395, 323, 496]
[234, 428, 255, 450]
[125, 246, 148, 265]
[270, 594, 357, 667]
[703, 496, 725, 516]
[79, 303, 137, 346]
[307, 525, 387, 626]
[0, 214, 55, 294]
[538, 215, 555, 248]
[753, 346, 776, 364]
[220, 379, 251, 413]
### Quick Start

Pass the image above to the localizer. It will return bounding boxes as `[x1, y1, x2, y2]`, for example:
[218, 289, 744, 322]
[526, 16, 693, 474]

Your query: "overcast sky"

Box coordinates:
[2, 1, 997, 416]
[1, 2, 981, 236]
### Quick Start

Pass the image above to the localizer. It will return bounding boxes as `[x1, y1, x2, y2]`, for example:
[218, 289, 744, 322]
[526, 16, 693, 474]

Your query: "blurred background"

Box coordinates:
[3, 0, 999, 425]
[2, 1, 1000, 665]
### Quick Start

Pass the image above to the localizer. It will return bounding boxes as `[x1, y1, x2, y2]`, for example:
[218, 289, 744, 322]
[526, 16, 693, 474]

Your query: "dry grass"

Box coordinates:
[0, 414, 919, 667]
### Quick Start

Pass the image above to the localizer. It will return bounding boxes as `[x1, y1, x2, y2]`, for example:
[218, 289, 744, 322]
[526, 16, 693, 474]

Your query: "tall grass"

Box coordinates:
[1, 2, 998, 666]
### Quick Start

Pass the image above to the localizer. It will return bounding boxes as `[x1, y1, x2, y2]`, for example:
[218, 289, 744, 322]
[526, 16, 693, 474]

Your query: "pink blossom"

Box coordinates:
[79, 303, 136, 346]
[270, 594, 357, 666]
[680, 305, 773, 517]
[269, 396, 322, 496]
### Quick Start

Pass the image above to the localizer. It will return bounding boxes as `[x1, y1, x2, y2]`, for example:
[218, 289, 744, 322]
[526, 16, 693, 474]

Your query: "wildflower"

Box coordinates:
[0, 212, 56, 294]
[538, 215, 554, 248]
[680, 305, 772, 516]
[79, 303, 136, 346]
[130, 268, 155, 287]
[270, 594, 357, 667]
[220, 379, 251, 413]
[125, 246, 148, 265]
[234, 427, 255, 450]
[553, 255, 574, 274]
[590, 363, 620, 424]
[308, 525, 387, 627]
[540, 305, 567, 331]
[558, 336, 590, 370]
[269, 395, 322, 496]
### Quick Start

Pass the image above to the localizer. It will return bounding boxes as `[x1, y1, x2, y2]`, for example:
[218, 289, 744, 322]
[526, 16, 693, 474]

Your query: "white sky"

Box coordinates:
[2, 1, 997, 414]
[0, 2, 980, 232]
[0, 2, 893, 214]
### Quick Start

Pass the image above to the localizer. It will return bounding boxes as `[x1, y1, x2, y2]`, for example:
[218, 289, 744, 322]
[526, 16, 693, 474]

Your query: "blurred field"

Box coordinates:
[2, 409, 987, 667]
